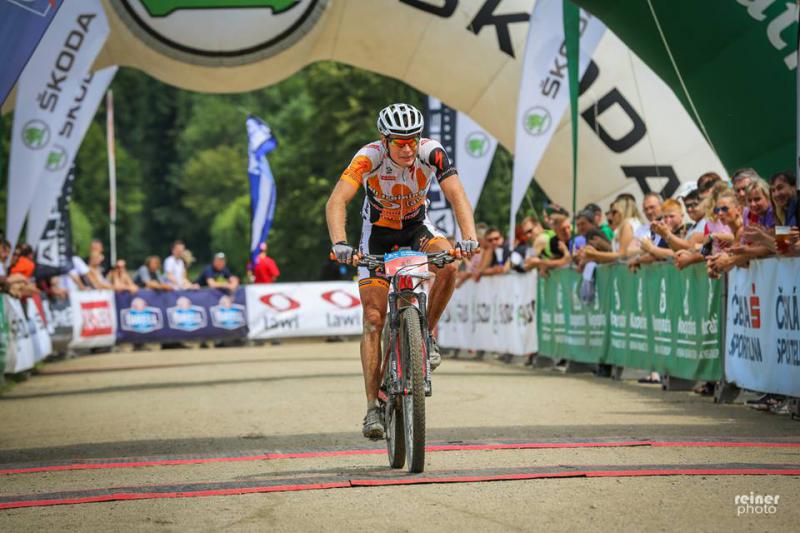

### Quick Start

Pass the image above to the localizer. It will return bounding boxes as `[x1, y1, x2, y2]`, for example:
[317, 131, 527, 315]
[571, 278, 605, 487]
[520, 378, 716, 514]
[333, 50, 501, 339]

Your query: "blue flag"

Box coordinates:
[0, 1, 62, 106]
[246, 115, 278, 263]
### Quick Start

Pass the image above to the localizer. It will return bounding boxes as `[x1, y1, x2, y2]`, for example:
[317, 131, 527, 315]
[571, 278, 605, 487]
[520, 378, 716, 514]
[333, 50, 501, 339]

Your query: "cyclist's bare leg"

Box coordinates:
[425, 239, 458, 332]
[359, 280, 389, 403]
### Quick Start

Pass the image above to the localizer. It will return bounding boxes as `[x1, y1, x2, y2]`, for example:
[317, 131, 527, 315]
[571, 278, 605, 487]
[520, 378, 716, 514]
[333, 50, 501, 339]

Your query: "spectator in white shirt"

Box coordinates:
[164, 240, 196, 289]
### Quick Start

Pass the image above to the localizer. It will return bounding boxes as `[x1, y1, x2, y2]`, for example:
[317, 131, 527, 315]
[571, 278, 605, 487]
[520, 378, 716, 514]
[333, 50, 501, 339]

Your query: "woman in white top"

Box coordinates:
[584, 196, 643, 263]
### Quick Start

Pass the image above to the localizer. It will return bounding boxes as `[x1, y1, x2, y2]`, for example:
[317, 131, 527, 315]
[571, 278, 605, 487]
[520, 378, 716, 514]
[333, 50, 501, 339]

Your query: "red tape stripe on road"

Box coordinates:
[2, 466, 799, 510]
[3, 439, 800, 476]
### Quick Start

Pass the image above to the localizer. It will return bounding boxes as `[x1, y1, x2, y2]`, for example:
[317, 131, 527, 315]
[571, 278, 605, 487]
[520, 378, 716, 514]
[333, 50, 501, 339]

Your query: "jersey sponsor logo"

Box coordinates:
[111, 0, 327, 66]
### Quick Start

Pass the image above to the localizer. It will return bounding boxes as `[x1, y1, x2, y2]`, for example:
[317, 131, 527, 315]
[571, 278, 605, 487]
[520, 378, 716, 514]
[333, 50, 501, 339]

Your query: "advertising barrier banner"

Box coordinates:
[439, 272, 538, 356]
[116, 288, 248, 343]
[246, 282, 361, 339]
[45, 296, 73, 352]
[538, 267, 607, 363]
[3, 295, 52, 373]
[68, 290, 117, 349]
[537, 264, 722, 381]
[725, 258, 800, 397]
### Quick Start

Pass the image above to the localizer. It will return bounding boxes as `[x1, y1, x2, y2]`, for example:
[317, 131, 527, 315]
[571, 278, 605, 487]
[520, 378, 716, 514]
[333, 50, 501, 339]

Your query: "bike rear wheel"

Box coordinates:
[400, 307, 426, 473]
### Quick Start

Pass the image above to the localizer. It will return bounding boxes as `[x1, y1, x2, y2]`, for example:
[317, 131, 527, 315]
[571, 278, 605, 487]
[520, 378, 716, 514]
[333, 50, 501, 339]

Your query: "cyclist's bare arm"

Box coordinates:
[440, 174, 477, 241]
[325, 180, 359, 245]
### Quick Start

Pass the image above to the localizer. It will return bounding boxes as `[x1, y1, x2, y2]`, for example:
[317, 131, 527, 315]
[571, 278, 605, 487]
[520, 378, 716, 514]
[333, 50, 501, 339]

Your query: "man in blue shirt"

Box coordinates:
[197, 252, 239, 293]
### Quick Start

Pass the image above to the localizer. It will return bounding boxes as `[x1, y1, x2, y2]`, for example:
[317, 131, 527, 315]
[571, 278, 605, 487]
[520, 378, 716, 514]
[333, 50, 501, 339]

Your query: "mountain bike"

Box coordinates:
[357, 249, 457, 473]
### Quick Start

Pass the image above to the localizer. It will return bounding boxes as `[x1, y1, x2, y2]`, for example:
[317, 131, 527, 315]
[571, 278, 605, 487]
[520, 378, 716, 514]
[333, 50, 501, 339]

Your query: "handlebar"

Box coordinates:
[329, 249, 464, 271]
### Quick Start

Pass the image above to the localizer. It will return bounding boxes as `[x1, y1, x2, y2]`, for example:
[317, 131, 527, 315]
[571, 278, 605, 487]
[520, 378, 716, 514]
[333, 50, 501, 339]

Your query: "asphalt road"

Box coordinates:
[0, 341, 798, 532]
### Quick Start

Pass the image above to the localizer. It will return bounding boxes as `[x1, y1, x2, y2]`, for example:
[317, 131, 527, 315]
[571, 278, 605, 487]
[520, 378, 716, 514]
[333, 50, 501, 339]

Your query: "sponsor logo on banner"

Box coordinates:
[5, 0, 56, 17]
[120, 297, 164, 334]
[210, 295, 247, 330]
[167, 296, 207, 332]
[729, 282, 763, 362]
[111, 0, 329, 66]
[465, 131, 490, 157]
[22, 120, 50, 149]
[260, 293, 301, 312]
[321, 289, 361, 328]
[80, 300, 114, 337]
[775, 284, 800, 366]
[523, 107, 551, 136]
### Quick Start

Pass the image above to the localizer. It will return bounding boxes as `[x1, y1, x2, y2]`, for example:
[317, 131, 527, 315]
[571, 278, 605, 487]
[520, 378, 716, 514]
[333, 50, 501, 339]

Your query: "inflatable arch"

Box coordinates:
[34, 1, 739, 207]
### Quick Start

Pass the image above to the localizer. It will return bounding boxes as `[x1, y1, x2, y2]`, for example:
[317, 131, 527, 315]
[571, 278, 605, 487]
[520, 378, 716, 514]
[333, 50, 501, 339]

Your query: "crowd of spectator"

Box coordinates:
[455, 168, 798, 403]
[0, 237, 282, 303]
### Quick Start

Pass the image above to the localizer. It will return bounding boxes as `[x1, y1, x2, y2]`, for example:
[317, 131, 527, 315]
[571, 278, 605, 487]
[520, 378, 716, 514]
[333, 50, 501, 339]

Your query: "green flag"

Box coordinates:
[573, 0, 797, 176]
[563, 0, 581, 219]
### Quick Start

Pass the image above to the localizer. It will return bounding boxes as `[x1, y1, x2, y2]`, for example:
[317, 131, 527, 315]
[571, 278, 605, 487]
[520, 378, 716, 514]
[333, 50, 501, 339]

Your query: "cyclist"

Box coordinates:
[326, 103, 479, 439]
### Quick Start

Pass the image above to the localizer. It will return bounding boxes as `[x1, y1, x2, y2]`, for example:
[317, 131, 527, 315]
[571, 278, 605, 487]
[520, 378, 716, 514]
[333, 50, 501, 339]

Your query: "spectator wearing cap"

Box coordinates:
[731, 168, 759, 206]
[197, 252, 239, 292]
[252, 242, 280, 283]
[135, 256, 173, 291]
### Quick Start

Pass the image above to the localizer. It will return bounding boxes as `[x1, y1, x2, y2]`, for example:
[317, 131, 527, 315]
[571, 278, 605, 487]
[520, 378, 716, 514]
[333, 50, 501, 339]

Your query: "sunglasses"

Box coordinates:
[713, 206, 730, 214]
[684, 202, 698, 209]
[388, 137, 419, 149]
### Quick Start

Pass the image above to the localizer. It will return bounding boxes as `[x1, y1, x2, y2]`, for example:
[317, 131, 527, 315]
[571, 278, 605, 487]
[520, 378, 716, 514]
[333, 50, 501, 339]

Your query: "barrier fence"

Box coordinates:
[3, 259, 799, 401]
[1, 282, 362, 376]
[538, 263, 723, 382]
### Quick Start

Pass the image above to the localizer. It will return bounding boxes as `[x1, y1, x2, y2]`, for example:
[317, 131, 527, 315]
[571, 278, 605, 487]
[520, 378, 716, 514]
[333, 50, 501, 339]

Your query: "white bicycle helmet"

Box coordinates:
[377, 103, 424, 137]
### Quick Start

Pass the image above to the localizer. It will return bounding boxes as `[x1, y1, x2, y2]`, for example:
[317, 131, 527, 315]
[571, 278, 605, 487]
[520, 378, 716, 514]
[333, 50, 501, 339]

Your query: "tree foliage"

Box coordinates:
[1, 62, 548, 279]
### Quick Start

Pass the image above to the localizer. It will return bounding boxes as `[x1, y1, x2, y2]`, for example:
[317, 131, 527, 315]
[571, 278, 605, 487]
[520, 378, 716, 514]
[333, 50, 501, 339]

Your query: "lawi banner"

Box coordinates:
[438, 272, 538, 356]
[247, 115, 278, 263]
[246, 281, 362, 339]
[510, 0, 605, 242]
[68, 289, 117, 349]
[0, 0, 63, 106]
[725, 258, 800, 397]
[27, 65, 118, 251]
[6, 0, 109, 253]
[115, 288, 248, 343]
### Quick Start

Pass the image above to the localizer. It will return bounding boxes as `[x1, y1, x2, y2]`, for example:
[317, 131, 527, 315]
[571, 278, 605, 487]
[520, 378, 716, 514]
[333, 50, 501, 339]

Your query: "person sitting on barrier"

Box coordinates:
[478, 227, 511, 277]
[0, 238, 38, 298]
[706, 189, 744, 277]
[134, 256, 173, 291]
[108, 259, 139, 294]
[164, 240, 196, 290]
[86, 252, 115, 290]
[583, 196, 643, 264]
[197, 252, 240, 293]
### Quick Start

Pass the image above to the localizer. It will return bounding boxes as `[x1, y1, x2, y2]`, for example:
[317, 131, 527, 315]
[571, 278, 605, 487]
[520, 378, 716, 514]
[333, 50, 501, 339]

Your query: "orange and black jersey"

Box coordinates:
[339, 138, 457, 230]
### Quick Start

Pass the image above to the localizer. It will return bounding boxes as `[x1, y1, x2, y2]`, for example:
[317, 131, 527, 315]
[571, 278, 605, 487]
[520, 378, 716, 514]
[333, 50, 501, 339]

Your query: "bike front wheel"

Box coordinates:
[400, 307, 426, 473]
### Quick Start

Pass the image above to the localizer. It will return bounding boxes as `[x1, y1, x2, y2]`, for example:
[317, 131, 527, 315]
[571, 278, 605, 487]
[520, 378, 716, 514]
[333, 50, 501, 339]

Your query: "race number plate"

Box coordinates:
[384, 250, 429, 276]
